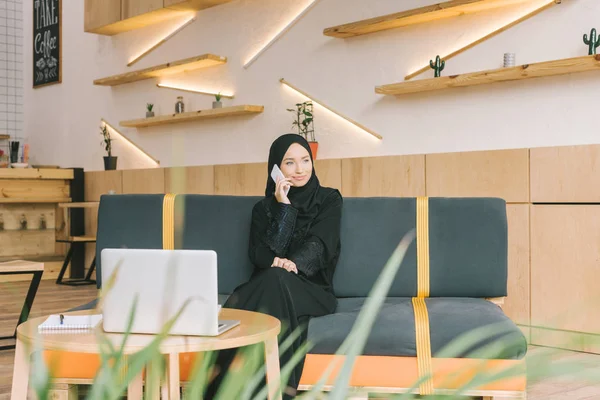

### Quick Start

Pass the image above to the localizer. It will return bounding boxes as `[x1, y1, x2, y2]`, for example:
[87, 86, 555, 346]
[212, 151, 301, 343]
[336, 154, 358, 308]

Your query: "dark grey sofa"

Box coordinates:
[77, 194, 527, 397]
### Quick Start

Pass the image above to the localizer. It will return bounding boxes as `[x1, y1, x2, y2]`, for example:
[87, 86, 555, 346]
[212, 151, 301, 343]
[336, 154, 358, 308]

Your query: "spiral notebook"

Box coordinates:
[38, 314, 103, 332]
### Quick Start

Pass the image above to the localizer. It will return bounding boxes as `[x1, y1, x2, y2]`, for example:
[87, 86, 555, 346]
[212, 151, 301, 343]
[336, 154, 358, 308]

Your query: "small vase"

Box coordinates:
[309, 141, 319, 160]
[103, 156, 118, 171]
[146, 111, 154, 118]
[213, 101, 222, 109]
[175, 96, 185, 114]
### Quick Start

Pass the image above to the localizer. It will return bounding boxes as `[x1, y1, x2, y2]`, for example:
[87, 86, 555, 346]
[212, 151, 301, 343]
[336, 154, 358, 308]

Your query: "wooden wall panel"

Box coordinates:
[164, 166, 214, 194]
[531, 205, 600, 334]
[426, 149, 529, 203]
[314, 159, 342, 190]
[504, 204, 530, 326]
[530, 144, 600, 203]
[122, 168, 166, 194]
[84, 171, 123, 201]
[340, 155, 425, 197]
[214, 163, 267, 196]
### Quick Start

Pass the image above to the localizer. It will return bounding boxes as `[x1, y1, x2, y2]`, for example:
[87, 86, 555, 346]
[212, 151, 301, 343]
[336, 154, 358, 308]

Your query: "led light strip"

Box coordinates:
[244, 0, 321, 69]
[128, 15, 197, 67]
[156, 83, 234, 99]
[404, 0, 558, 80]
[280, 78, 382, 140]
[101, 119, 160, 167]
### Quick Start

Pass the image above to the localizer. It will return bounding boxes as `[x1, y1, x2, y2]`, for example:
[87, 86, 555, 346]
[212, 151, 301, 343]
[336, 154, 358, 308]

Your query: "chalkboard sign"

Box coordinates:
[33, 0, 61, 88]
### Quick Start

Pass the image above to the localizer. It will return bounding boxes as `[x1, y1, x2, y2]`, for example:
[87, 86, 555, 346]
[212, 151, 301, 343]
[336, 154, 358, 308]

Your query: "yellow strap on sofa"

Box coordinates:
[413, 196, 434, 395]
[413, 297, 434, 394]
[163, 193, 177, 250]
[416, 196, 430, 298]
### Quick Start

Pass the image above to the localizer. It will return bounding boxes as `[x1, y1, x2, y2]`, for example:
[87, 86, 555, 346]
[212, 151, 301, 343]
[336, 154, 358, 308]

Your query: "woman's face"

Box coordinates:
[280, 143, 313, 187]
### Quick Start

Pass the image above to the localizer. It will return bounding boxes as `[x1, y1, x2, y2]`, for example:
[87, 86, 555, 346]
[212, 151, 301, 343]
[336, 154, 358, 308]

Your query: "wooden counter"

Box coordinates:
[0, 168, 74, 282]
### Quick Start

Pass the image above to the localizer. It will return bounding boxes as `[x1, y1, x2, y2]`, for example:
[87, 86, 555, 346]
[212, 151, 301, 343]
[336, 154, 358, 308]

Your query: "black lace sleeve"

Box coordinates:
[264, 202, 298, 255]
[248, 200, 298, 269]
[289, 240, 325, 278]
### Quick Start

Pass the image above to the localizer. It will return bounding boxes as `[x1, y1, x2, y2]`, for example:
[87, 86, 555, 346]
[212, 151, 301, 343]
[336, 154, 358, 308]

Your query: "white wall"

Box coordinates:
[22, 0, 600, 170]
[1, 0, 24, 160]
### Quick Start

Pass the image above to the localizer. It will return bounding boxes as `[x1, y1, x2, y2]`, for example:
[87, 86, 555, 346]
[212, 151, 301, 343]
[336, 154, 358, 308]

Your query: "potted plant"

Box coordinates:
[100, 124, 117, 170]
[287, 101, 318, 159]
[146, 103, 155, 118]
[213, 92, 223, 109]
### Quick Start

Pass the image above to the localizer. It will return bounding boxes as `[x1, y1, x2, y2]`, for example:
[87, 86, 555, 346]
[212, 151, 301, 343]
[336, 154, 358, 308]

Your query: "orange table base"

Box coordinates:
[43, 351, 525, 394]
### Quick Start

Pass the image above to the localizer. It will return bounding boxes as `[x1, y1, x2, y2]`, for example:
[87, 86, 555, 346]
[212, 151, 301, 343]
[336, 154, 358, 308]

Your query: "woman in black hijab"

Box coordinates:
[207, 134, 343, 399]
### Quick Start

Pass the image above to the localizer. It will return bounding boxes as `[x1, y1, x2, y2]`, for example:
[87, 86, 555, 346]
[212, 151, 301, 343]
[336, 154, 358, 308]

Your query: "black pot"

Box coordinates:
[103, 156, 118, 171]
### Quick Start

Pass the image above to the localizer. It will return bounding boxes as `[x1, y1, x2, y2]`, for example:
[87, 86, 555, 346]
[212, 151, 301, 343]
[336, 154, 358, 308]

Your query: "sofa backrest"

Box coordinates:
[333, 197, 508, 298]
[95, 194, 165, 288]
[95, 194, 507, 298]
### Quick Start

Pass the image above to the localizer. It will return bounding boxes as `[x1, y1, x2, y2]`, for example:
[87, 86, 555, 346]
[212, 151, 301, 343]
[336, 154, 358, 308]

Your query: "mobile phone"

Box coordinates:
[271, 164, 289, 195]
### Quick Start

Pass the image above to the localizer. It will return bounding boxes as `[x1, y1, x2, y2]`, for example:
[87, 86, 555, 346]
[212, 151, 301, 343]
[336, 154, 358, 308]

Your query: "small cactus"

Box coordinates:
[583, 28, 600, 55]
[429, 55, 446, 77]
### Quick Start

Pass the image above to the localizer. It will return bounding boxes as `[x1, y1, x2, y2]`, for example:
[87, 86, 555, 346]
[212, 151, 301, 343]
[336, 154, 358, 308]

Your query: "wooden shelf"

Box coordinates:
[120, 105, 265, 128]
[0, 134, 9, 140]
[85, 0, 234, 36]
[0, 168, 74, 180]
[375, 55, 600, 96]
[93, 54, 227, 86]
[57, 235, 97, 243]
[324, 0, 547, 38]
[58, 202, 100, 209]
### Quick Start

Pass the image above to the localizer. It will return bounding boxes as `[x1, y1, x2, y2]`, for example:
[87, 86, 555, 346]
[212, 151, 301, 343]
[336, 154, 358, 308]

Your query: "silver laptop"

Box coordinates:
[100, 248, 239, 336]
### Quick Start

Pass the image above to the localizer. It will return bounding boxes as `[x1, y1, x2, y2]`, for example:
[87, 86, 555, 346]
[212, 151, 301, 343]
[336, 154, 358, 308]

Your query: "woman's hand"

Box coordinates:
[272, 257, 298, 274]
[275, 177, 292, 204]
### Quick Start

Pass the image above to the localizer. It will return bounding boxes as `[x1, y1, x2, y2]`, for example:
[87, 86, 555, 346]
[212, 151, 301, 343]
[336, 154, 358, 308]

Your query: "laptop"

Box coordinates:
[100, 248, 240, 336]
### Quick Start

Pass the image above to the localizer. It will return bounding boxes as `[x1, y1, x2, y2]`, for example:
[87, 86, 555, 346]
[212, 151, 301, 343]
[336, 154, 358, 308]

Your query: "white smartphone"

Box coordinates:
[271, 164, 290, 195]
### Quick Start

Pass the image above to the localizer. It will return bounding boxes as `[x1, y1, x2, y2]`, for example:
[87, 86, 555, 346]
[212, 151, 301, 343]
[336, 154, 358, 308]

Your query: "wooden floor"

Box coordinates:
[1, 281, 600, 399]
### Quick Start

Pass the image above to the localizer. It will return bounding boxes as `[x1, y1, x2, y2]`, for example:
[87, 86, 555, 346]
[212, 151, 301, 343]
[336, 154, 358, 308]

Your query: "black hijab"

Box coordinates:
[265, 134, 322, 229]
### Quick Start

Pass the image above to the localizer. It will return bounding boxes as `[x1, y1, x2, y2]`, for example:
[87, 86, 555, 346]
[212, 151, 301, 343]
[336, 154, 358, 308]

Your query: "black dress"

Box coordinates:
[205, 134, 343, 399]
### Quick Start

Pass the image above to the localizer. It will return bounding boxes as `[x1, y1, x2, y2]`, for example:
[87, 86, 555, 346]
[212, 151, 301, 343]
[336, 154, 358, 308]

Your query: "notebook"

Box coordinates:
[38, 314, 103, 332]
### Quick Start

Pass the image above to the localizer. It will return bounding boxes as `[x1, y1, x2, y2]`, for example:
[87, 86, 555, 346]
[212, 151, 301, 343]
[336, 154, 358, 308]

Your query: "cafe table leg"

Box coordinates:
[128, 371, 143, 399]
[11, 337, 31, 400]
[159, 352, 181, 400]
[145, 359, 162, 400]
[264, 336, 282, 400]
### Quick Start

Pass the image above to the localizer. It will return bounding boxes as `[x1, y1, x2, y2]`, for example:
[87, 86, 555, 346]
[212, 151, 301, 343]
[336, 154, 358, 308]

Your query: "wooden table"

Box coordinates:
[0, 260, 43, 350]
[11, 309, 282, 400]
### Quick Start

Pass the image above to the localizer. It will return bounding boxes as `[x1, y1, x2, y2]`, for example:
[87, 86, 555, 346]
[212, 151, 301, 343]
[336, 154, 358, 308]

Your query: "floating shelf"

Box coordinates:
[0, 134, 9, 140]
[120, 105, 265, 128]
[375, 54, 600, 96]
[93, 54, 227, 86]
[323, 0, 549, 38]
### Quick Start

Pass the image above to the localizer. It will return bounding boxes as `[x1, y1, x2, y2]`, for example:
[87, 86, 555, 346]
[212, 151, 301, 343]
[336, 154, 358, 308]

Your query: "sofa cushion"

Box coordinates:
[176, 195, 261, 295]
[307, 297, 526, 360]
[333, 198, 418, 298]
[333, 197, 508, 298]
